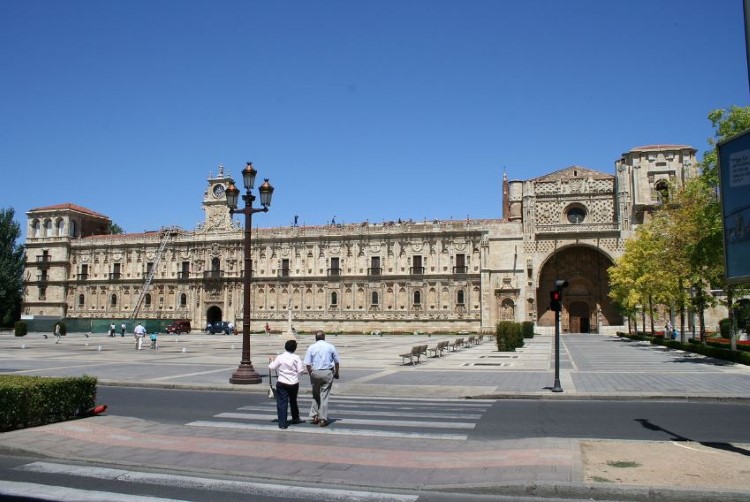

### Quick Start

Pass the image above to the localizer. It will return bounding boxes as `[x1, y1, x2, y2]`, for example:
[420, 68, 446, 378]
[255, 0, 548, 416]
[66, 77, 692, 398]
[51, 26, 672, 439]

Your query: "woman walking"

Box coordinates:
[268, 339, 304, 429]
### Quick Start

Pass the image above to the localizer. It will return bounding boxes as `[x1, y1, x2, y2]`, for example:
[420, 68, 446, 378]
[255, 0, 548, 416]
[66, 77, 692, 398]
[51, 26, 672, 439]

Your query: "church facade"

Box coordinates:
[22, 145, 698, 334]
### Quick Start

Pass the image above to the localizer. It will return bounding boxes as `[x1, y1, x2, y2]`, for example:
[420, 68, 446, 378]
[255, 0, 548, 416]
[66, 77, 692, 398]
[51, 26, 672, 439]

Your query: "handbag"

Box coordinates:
[267, 366, 277, 399]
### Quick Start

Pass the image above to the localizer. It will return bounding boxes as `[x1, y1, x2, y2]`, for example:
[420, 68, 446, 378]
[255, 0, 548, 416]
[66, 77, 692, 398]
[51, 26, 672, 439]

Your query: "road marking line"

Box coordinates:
[215, 412, 475, 429]
[16, 462, 419, 501]
[187, 420, 469, 440]
[237, 405, 482, 419]
[0, 480, 187, 502]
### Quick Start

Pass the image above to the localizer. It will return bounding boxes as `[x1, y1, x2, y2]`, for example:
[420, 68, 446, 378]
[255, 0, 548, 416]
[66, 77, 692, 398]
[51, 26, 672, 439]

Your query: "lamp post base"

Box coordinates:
[229, 363, 262, 384]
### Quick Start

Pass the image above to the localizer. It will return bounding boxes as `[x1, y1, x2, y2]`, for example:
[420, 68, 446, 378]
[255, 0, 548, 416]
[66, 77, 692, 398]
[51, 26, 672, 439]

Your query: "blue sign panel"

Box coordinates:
[718, 128, 750, 284]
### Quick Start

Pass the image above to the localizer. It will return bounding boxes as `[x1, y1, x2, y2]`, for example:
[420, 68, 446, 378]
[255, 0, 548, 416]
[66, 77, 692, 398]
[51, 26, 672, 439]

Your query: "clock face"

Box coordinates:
[213, 184, 225, 198]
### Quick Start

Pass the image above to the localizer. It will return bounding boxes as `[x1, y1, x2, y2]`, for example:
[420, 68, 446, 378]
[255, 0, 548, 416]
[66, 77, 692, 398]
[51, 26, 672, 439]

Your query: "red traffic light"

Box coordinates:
[549, 290, 562, 311]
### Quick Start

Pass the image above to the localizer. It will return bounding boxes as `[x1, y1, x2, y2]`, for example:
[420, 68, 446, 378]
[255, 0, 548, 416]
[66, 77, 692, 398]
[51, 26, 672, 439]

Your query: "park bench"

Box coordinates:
[428, 340, 449, 358]
[466, 335, 476, 345]
[400, 344, 428, 365]
[448, 337, 464, 352]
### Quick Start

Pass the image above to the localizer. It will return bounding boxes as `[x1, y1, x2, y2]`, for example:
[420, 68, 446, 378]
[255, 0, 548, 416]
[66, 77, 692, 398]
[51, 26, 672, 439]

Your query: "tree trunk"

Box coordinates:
[648, 295, 655, 337]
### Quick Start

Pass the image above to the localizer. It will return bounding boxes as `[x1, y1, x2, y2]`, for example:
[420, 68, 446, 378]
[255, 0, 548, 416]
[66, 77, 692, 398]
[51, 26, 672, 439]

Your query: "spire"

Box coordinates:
[502, 166, 510, 219]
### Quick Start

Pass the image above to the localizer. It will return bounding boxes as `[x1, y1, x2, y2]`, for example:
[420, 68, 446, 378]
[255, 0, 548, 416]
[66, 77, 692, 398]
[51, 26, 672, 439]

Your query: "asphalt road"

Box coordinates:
[98, 386, 750, 443]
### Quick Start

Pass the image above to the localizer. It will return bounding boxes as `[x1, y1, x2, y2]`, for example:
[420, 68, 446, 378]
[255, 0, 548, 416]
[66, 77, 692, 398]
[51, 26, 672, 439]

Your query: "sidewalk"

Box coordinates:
[2, 332, 750, 500]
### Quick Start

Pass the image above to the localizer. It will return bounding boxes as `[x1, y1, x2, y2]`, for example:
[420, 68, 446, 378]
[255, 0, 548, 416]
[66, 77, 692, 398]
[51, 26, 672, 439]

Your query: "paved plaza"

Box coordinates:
[2, 332, 750, 501]
[2, 331, 750, 399]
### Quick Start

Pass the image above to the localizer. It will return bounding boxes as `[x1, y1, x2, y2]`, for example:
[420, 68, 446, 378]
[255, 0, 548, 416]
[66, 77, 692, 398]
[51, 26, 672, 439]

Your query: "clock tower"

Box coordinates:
[201, 165, 235, 231]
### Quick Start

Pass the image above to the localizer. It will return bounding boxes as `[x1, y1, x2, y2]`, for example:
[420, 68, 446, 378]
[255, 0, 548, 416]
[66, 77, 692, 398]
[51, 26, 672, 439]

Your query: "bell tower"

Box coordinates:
[201, 165, 235, 231]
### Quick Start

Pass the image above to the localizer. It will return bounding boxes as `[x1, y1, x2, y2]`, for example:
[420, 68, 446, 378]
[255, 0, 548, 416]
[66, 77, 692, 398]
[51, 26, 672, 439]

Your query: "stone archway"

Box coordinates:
[536, 245, 622, 331]
[206, 305, 223, 325]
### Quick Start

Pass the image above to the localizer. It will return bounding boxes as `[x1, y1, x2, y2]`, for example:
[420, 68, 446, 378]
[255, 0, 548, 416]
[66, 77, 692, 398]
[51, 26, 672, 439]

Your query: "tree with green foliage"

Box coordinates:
[109, 222, 124, 234]
[0, 208, 25, 327]
[610, 106, 750, 341]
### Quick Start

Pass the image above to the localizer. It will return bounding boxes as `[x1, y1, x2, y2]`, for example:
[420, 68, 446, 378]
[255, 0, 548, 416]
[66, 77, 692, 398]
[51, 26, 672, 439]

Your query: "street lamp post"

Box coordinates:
[226, 162, 274, 384]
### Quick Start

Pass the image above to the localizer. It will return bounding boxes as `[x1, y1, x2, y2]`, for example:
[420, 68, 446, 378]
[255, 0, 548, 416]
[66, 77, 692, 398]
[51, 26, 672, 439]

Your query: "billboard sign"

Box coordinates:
[718, 128, 750, 284]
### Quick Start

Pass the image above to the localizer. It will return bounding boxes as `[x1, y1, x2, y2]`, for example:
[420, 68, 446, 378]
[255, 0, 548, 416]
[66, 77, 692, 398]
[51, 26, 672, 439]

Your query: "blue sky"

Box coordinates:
[1, 0, 748, 238]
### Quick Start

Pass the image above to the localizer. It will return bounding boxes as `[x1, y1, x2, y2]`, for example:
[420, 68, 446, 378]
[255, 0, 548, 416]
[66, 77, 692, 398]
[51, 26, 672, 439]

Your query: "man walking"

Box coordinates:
[134, 322, 146, 350]
[120, 322, 126, 337]
[54, 322, 62, 344]
[304, 330, 340, 427]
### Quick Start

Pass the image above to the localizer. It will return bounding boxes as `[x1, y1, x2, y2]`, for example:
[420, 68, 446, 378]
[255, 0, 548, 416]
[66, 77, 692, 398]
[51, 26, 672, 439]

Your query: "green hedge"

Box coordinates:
[521, 321, 535, 339]
[0, 375, 97, 432]
[14, 321, 27, 337]
[617, 332, 750, 366]
[496, 321, 524, 351]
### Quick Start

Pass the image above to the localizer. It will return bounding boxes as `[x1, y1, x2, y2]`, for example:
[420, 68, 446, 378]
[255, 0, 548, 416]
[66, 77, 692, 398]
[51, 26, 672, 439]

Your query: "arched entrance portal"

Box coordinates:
[537, 246, 622, 332]
[206, 306, 223, 325]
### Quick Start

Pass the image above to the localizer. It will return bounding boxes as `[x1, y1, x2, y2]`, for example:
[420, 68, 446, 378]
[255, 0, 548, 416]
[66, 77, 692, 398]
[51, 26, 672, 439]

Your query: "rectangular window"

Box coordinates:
[179, 261, 190, 279]
[454, 254, 466, 274]
[369, 256, 381, 276]
[38, 286, 46, 300]
[79, 264, 88, 280]
[411, 255, 424, 275]
[329, 257, 340, 276]
[146, 262, 154, 275]
[281, 259, 290, 277]
[110, 263, 121, 280]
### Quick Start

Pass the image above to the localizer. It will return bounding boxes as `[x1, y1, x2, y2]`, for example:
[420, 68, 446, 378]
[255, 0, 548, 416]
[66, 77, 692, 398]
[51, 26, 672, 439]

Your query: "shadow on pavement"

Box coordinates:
[635, 418, 750, 457]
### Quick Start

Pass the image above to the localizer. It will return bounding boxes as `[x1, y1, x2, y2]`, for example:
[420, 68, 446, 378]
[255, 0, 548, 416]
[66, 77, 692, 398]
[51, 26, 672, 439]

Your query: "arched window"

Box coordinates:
[331, 292, 338, 306]
[180, 293, 187, 307]
[70, 220, 77, 237]
[413, 290, 421, 305]
[33, 220, 40, 238]
[56, 219, 65, 237]
[110, 294, 117, 307]
[43, 219, 52, 237]
[371, 292, 379, 305]
[457, 289, 465, 304]
[145, 293, 152, 307]
[78, 294, 85, 307]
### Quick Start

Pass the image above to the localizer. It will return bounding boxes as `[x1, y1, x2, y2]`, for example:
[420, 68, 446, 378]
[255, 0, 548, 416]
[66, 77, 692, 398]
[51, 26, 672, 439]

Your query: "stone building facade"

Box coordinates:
[22, 145, 699, 334]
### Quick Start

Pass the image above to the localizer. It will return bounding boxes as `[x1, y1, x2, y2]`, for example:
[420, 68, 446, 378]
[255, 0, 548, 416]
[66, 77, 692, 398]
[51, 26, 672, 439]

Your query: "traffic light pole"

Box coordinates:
[551, 279, 567, 393]
[552, 307, 563, 392]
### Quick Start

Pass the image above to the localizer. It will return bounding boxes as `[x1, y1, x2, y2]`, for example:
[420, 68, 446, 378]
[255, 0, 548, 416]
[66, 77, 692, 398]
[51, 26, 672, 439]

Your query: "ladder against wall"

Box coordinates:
[130, 226, 181, 320]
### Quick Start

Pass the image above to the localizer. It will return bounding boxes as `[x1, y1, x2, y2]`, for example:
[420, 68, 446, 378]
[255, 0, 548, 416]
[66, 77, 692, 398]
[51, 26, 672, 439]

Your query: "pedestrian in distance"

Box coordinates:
[134, 322, 146, 350]
[54, 322, 62, 344]
[109, 322, 116, 337]
[120, 322, 126, 337]
[268, 339, 305, 429]
[265, 322, 271, 337]
[149, 332, 158, 349]
[304, 330, 340, 427]
[227, 321, 234, 336]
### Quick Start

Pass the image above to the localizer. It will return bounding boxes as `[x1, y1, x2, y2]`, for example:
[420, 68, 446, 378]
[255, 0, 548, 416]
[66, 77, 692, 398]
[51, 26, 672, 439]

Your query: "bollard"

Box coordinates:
[21, 343, 25, 349]
[182, 347, 187, 353]
[231, 344, 235, 350]
[98, 345, 102, 351]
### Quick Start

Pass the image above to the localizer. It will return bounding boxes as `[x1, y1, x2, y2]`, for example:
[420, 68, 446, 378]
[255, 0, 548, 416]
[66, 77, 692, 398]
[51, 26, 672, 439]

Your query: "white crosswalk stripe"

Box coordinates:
[187, 395, 493, 440]
[12, 462, 418, 502]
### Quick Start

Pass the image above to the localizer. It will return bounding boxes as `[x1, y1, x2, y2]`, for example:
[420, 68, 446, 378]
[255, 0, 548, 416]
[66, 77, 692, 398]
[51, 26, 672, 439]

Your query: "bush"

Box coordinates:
[521, 321, 535, 339]
[496, 321, 524, 351]
[719, 318, 732, 338]
[0, 375, 97, 432]
[14, 321, 27, 337]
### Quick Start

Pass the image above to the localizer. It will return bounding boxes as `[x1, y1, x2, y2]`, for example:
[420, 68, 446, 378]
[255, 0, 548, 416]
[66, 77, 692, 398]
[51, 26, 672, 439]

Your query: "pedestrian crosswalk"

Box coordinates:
[9, 462, 419, 502]
[187, 396, 493, 440]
